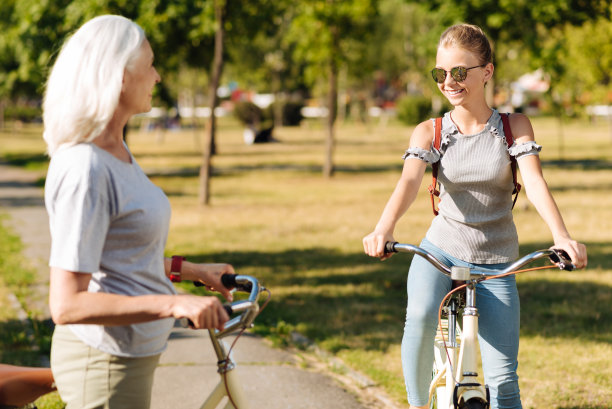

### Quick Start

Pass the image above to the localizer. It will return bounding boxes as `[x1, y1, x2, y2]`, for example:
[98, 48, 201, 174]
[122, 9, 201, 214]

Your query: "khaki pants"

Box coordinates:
[51, 325, 160, 409]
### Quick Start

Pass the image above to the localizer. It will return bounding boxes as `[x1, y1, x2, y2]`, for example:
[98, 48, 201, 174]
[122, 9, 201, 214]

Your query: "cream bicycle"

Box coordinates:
[385, 242, 574, 409]
[182, 273, 269, 409]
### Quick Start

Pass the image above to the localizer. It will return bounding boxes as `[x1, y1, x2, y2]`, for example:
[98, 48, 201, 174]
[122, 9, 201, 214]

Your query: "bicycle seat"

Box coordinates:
[0, 364, 56, 407]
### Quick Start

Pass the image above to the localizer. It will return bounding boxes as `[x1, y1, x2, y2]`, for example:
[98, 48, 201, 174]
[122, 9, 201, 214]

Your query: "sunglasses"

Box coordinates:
[430, 64, 487, 83]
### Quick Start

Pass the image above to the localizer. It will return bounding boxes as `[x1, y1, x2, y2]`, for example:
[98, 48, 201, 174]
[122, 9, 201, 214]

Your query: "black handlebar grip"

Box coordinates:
[221, 274, 238, 289]
[385, 241, 398, 254]
[549, 249, 575, 271]
[223, 274, 253, 292]
[193, 274, 252, 292]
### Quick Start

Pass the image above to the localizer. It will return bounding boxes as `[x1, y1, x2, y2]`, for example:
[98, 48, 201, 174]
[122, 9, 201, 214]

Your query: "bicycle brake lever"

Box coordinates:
[549, 249, 575, 271]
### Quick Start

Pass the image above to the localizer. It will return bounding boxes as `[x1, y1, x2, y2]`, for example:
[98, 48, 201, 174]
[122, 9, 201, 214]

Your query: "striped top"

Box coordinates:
[403, 110, 541, 263]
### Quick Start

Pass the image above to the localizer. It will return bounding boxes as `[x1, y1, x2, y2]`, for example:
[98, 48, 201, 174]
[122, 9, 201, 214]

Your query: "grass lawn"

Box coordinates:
[1, 115, 611, 408]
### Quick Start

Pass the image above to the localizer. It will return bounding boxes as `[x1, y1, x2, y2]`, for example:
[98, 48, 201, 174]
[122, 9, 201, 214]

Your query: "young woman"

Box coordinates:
[363, 24, 587, 409]
[43, 15, 233, 409]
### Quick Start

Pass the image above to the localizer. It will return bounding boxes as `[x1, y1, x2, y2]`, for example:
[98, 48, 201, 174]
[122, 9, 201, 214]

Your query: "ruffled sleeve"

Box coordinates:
[402, 147, 440, 164]
[508, 141, 542, 160]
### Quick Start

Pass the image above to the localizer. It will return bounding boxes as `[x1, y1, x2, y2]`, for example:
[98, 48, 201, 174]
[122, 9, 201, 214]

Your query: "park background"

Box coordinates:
[0, 0, 611, 408]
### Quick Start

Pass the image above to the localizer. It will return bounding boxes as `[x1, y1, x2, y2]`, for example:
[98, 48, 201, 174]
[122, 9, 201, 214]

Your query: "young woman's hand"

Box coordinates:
[171, 294, 229, 331]
[552, 238, 587, 269]
[363, 230, 395, 261]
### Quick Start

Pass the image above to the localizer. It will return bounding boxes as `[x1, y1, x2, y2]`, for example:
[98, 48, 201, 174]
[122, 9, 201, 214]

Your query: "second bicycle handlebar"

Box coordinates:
[385, 241, 575, 279]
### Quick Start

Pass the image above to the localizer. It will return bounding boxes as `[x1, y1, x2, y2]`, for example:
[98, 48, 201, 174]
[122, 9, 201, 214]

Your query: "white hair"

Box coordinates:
[42, 15, 145, 156]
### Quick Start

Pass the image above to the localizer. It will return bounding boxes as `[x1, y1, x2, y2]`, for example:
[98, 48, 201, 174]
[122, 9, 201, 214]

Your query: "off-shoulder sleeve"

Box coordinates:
[508, 141, 542, 160]
[402, 147, 440, 164]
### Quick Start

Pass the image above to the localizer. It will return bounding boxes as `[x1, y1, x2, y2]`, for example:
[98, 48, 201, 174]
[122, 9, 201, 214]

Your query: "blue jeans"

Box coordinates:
[402, 238, 522, 409]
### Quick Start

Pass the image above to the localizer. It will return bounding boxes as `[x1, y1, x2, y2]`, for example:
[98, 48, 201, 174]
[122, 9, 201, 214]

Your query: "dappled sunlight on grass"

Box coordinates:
[2, 117, 610, 408]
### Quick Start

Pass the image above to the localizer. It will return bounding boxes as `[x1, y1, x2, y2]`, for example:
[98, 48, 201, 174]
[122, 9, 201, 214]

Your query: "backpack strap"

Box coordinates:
[500, 113, 522, 209]
[428, 117, 443, 216]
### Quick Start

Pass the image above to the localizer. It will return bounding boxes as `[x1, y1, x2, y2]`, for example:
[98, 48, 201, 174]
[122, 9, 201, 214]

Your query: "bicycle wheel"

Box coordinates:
[459, 397, 488, 409]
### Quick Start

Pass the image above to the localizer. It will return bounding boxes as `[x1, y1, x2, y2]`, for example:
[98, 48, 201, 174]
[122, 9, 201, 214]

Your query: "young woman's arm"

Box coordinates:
[49, 267, 229, 330]
[510, 114, 587, 268]
[363, 120, 433, 260]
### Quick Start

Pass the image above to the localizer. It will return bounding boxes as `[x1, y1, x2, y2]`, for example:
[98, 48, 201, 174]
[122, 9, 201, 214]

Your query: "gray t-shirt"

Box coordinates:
[45, 142, 177, 357]
[403, 110, 541, 264]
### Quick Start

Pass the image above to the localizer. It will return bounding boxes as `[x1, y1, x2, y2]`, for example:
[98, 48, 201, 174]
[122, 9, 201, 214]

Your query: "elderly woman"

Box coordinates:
[43, 15, 232, 408]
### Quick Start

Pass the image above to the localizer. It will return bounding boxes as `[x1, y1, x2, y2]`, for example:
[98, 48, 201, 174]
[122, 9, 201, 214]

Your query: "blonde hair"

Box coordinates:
[438, 24, 493, 65]
[42, 15, 145, 156]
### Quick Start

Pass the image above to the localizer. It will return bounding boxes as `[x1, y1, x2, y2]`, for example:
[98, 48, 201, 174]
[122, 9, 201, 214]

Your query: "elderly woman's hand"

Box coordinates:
[171, 294, 229, 330]
[186, 262, 235, 302]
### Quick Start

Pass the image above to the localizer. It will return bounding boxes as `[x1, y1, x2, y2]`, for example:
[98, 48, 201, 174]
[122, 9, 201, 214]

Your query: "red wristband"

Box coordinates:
[169, 256, 185, 283]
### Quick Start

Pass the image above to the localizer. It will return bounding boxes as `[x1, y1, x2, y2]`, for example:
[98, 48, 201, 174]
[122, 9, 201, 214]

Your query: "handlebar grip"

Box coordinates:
[221, 274, 237, 289]
[222, 274, 253, 292]
[385, 241, 398, 254]
[193, 274, 251, 292]
[549, 249, 575, 271]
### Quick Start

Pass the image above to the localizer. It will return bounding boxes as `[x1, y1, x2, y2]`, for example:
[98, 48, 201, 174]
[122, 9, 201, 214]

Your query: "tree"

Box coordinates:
[560, 17, 612, 108]
[287, 0, 379, 178]
[414, 0, 612, 154]
[59, 0, 289, 205]
[0, 0, 74, 126]
[198, 0, 225, 205]
[417, 0, 611, 88]
[224, 1, 306, 128]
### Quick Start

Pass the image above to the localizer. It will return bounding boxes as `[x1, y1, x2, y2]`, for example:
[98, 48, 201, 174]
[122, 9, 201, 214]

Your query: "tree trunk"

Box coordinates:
[0, 99, 4, 130]
[199, 0, 225, 205]
[323, 26, 339, 178]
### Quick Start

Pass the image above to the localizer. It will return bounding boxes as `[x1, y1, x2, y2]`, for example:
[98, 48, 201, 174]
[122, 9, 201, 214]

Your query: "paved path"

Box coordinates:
[0, 162, 399, 409]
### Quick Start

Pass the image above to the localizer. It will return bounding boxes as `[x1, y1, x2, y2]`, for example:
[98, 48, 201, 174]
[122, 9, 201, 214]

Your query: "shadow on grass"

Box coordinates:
[146, 163, 404, 180]
[0, 318, 54, 367]
[541, 158, 612, 170]
[184, 241, 611, 350]
[0, 153, 49, 169]
[144, 156, 610, 181]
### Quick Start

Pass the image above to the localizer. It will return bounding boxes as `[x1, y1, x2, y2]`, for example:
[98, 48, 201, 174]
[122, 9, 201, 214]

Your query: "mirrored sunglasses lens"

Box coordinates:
[451, 67, 467, 82]
[431, 68, 446, 83]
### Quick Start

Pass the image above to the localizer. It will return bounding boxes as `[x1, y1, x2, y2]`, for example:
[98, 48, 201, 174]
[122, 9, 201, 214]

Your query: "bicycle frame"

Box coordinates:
[199, 332, 247, 409]
[386, 242, 572, 409]
[186, 274, 264, 409]
[431, 275, 488, 409]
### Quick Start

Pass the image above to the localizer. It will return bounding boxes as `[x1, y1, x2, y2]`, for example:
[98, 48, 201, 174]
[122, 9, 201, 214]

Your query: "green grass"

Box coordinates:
[0, 217, 63, 408]
[1, 116, 611, 408]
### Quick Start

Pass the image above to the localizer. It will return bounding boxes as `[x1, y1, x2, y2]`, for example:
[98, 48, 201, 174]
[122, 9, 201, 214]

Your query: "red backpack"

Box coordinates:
[428, 113, 521, 216]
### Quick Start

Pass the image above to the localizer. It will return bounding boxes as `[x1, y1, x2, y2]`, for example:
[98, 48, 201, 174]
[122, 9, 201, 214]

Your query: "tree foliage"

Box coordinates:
[285, 0, 379, 177]
[416, 0, 612, 112]
[0, 0, 72, 100]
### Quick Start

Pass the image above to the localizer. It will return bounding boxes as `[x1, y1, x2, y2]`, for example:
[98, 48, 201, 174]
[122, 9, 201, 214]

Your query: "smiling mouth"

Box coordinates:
[446, 89, 464, 96]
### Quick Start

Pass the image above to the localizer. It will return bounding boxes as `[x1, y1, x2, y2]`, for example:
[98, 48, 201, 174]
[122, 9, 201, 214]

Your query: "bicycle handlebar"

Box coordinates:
[385, 241, 574, 281]
[216, 274, 261, 338]
[183, 274, 262, 338]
